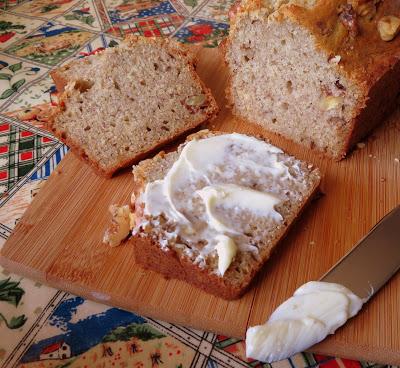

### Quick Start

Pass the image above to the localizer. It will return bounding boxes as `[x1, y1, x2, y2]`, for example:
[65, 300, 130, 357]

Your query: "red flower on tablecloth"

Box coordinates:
[179, 22, 228, 47]
[187, 34, 205, 42]
[79, 47, 105, 57]
[0, 32, 15, 43]
[188, 24, 213, 35]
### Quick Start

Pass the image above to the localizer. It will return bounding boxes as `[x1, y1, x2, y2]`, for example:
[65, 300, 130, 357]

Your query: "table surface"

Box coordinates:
[0, 1, 397, 367]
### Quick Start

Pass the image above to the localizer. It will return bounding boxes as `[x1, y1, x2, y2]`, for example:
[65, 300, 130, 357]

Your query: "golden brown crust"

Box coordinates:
[48, 36, 219, 178]
[50, 70, 68, 94]
[279, 2, 400, 89]
[131, 130, 321, 299]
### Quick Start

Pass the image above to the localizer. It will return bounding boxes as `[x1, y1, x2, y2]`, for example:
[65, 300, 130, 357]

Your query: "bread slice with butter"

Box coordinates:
[129, 130, 321, 299]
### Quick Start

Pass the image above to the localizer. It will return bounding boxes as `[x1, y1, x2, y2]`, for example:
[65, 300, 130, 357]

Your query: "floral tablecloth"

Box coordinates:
[0, 1, 395, 367]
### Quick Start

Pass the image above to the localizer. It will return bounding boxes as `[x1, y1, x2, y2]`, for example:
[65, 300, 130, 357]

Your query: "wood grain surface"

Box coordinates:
[1, 47, 400, 364]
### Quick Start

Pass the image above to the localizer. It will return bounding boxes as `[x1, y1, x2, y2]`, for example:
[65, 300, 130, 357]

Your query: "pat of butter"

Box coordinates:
[246, 281, 364, 363]
[196, 184, 282, 234]
[215, 235, 237, 276]
[196, 186, 238, 234]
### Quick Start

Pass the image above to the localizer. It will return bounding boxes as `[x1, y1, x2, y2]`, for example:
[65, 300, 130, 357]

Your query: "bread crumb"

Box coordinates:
[380, 177, 386, 182]
[309, 240, 315, 246]
[368, 154, 373, 158]
[356, 142, 366, 149]
[395, 158, 400, 163]
[103, 205, 135, 247]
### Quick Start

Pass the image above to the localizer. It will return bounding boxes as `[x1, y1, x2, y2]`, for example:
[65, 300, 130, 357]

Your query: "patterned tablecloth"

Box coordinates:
[0, 1, 395, 367]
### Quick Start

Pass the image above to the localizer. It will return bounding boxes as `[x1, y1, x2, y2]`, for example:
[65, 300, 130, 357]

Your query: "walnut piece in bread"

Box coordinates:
[103, 205, 135, 247]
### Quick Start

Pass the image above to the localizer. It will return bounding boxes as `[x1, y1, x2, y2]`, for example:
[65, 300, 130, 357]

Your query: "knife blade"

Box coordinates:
[322, 205, 400, 300]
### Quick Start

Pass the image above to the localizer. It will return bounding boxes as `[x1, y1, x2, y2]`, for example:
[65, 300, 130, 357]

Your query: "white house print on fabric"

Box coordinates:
[39, 341, 71, 360]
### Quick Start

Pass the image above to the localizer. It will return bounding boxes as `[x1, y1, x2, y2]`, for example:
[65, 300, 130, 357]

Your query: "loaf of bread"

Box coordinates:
[224, 0, 400, 159]
[49, 36, 219, 177]
[129, 130, 321, 299]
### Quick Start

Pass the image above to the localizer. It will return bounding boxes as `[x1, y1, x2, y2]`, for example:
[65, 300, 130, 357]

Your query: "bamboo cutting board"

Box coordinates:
[1, 47, 400, 365]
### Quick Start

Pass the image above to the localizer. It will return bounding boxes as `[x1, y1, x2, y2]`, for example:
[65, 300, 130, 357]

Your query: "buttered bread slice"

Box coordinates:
[129, 130, 321, 299]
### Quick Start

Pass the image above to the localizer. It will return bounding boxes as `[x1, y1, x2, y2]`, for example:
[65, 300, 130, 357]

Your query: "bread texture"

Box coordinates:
[49, 37, 219, 177]
[130, 130, 321, 299]
[224, 0, 400, 159]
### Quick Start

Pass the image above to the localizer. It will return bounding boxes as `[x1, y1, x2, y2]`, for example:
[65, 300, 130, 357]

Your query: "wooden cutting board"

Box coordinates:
[1, 47, 400, 365]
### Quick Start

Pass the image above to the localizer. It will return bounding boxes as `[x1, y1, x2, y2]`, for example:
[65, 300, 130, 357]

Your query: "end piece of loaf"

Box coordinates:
[49, 36, 219, 177]
[130, 130, 321, 299]
[224, 0, 400, 159]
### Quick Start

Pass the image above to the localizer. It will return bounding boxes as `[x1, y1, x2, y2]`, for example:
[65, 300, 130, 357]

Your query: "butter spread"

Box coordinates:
[139, 133, 305, 276]
[215, 235, 237, 276]
[196, 184, 282, 235]
[246, 281, 364, 362]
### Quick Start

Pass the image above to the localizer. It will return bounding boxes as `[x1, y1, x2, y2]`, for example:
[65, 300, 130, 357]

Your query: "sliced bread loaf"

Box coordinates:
[224, 0, 400, 159]
[49, 37, 219, 177]
[129, 130, 321, 299]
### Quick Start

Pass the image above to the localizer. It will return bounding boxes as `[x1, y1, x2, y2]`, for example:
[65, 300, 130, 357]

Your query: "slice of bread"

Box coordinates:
[49, 37, 219, 177]
[224, 0, 400, 159]
[130, 130, 321, 300]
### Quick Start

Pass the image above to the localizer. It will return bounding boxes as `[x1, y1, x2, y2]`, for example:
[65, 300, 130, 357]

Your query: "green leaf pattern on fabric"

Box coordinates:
[11, 78, 25, 91]
[0, 88, 14, 99]
[184, 0, 198, 7]
[0, 277, 27, 330]
[0, 21, 25, 32]
[0, 73, 11, 80]
[9, 62, 22, 73]
[0, 60, 38, 99]
[103, 323, 166, 342]
[64, 14, 95, 26]
[0, 277, 25, 306]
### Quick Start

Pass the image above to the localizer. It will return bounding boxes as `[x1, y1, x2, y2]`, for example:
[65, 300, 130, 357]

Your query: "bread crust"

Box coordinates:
[132, 236, 248, 300]
[223, 0, 400, 160]
[131, 130, 321, 300]
[48, 36, 219, 178]
[344, 57, 400, 153]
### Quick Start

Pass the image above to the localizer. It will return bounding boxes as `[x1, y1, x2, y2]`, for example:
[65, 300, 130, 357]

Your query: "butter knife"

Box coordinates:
[245, 206, 400, 363]
[322, 205, 400, 300]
